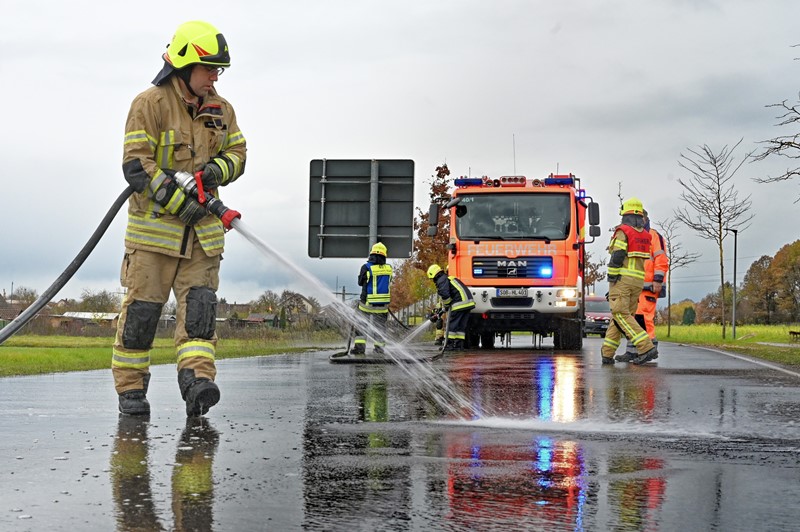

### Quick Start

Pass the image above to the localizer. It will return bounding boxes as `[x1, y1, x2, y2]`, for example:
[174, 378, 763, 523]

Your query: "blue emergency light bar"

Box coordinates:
[454, 178, 484, 187]
[544, 174, 575, 186]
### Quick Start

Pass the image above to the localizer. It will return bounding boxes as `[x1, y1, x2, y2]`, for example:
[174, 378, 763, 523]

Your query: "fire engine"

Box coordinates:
[428, 173, 600, 349]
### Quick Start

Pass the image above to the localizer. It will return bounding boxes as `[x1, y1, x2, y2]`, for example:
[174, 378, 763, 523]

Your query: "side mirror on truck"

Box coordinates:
[588, 202, 600, 226]
[427, 203, 439, 236]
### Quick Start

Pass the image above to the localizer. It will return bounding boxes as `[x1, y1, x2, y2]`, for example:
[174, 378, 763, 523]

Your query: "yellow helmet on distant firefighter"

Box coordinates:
[370, 242, 387, 257]
[427, 264, 443, 279]
[620, 197, 645, 216]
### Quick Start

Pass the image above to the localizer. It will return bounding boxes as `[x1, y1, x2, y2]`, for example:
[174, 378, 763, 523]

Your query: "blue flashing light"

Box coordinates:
[454, 178, 484, 187]
[577, 188, 586, 199]
[473, 267, 484, 275]
[539, 266, 553, 278]
[544, 176, 575, 186]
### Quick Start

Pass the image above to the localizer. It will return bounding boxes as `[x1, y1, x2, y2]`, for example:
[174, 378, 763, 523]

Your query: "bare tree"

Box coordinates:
[78, 289, 122, 313]
[654, 217, 700, 337]
[673, 140, 753, 339]
[584, 250, 606, 295]
[752, 98, 800, 201]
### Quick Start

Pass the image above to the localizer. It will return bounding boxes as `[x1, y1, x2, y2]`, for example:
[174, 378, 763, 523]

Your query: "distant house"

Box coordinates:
[244, 313, 280, 328]
[51, 311, 120, 331]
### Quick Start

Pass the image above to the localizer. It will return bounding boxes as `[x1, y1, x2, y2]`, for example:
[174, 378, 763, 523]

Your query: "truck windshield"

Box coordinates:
[455, 193, 572, 241]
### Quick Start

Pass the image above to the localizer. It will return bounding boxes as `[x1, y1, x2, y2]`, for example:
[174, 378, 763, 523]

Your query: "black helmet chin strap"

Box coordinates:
[176, 67, 200, 98]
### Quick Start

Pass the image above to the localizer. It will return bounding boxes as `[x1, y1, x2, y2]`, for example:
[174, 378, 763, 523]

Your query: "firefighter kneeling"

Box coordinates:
[427, 265, 475, 351]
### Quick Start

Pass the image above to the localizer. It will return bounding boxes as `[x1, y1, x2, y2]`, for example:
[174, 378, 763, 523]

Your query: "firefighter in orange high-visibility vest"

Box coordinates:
[602, 198, 658, 366]
[621, 209, 669, 360]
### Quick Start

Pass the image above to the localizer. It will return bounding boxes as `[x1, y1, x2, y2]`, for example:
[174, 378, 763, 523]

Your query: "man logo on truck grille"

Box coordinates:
[497, 260, 527, 267]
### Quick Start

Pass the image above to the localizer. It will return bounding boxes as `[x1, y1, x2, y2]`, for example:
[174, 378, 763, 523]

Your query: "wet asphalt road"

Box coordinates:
[3, 337, 800, 531]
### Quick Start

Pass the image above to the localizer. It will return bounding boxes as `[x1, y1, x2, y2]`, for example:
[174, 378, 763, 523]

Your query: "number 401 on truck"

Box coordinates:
[427, 173, 601, 350]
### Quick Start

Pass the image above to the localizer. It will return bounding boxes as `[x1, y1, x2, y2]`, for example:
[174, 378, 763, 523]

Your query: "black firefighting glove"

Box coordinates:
[201, 161, 225, 191]
[607, 274, 620, 284]
[153, 174, 206, 225]
[177, 196, 207, 225]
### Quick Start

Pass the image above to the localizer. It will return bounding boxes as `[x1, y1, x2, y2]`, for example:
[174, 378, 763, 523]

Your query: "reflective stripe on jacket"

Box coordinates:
[434, 274, 476, 312]
[122, 76, 246, 257]
[607, 224, 651, 281]
[364, 263, 392, 305]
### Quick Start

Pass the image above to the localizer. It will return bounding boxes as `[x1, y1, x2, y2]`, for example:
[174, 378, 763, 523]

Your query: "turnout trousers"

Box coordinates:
[112, 234, 220, 394]
[353, 303, 389, 350]
[635, 291, 658, 339]
[601, 276, 654, 359]
[446, 309, 470, 341]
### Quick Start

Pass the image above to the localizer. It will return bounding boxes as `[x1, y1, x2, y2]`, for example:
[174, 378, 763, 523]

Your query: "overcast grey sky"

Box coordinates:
[2, 0, 799, 308]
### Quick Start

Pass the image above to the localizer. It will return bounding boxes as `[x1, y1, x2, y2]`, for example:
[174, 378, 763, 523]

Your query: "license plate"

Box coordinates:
[496, 288, 528, 297]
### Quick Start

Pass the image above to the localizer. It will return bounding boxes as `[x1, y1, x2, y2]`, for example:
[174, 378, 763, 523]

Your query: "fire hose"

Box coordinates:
[0, 172, 240, 345]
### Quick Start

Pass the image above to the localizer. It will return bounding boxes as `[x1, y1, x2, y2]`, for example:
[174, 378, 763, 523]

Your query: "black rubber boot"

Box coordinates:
[179, 369, 220, 417]
[118, 373, 151, 415]
[601, 356, 616, 365]
[434, 337, 444, 346]
[350, 344, 366, 355]
[614, 351, 638, 363]
[453, 339, 465, 351]
[118, 390, 150, 415]
[632, 346, 659, 365]
[442, 339, 457, 351]
[373, 346, 385, 355]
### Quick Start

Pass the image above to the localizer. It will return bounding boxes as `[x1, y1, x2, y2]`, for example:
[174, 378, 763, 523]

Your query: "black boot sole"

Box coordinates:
[186, 385, 221, 417]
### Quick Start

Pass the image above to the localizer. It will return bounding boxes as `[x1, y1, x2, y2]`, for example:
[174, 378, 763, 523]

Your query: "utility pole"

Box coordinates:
[725, 228, 738, 339]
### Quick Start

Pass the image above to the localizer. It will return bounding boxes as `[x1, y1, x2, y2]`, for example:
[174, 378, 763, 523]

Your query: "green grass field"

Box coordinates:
[0, 332, 343, 377]
[656, 324, 800, 369]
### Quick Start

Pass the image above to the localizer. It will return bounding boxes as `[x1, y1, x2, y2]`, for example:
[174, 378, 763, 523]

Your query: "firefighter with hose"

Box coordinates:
[113, 20, 247, 416]
[427, 264, 475, 351]
[350, 242, 393, 355]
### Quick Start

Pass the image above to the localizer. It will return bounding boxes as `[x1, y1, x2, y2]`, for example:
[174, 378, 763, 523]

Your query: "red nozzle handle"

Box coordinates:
[193, 171, 207, 204]
[220, 209, 241, 230]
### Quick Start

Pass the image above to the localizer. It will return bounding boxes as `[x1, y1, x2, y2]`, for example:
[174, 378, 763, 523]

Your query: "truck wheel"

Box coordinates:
[554, 320, 583, 350]
[466, 331, 481, 349]
[480, 332, 495, 349]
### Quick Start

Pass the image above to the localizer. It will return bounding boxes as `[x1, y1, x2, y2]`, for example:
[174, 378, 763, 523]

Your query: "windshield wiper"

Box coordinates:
[512, 235, 552, 243]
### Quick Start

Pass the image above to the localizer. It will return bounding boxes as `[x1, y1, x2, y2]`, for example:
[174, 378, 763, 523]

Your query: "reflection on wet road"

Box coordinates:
[3, 338, 800, 530]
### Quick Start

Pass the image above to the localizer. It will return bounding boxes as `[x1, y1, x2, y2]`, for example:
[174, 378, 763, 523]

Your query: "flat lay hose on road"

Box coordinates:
[0, 186, 135, 345]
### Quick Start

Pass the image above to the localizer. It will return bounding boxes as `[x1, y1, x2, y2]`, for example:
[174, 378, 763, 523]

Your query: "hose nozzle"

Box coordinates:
[174, 171, 240, 229]
[205, 196, 241, 230]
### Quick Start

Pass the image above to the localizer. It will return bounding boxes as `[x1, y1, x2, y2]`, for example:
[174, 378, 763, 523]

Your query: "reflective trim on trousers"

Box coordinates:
[176, 341, 216, 363]
[112, 348, 151, 369]
[602, 337, 620, 350]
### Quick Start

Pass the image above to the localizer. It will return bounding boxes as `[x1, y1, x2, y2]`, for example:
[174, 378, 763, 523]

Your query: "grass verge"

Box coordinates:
[0, 332, 343, 378]
[656, 324, 800, 370]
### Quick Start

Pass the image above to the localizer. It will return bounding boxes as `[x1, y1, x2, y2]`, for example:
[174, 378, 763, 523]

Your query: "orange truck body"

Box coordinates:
[442, 174, 598, 349]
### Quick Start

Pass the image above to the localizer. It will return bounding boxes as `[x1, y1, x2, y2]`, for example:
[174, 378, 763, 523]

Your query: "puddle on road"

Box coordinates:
[438, 416, 728, 440]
